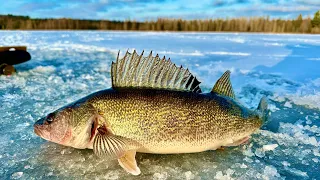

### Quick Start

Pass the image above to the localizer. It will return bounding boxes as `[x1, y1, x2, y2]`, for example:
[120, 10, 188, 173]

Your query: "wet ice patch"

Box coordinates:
[157, 50, 204, 56]
[287, 93, 320, 110]
[226, 37, 245, 43]
[262, 166, 281, 179]
[284, 101, 293, 108]
[11, 172, 23, 179]
[262, 144, 278, 151]
[264, 42, 285, 47]
[268, 104, 280, 112]
[307, 58, 320, 61]
[31, 66, 56, 74]
[206, 51, 251, 56]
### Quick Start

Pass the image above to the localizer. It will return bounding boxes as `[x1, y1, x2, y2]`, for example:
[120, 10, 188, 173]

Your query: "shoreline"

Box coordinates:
[1, 29, 320, 35]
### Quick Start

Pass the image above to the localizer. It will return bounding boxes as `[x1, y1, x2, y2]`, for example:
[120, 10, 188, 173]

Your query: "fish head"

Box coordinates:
[34, 101, 97, 149]
[34, 107, 74, 146]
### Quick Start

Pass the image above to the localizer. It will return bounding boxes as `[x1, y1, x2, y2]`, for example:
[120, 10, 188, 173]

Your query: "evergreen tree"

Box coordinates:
[1, 13, 320, 33]
[311, 10, 320, 27]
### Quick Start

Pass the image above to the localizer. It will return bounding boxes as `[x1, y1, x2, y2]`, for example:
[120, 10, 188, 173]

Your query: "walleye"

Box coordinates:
[34, 50, 268, 175]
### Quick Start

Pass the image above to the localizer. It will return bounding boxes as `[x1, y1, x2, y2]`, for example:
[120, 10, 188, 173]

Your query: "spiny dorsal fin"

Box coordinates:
[211, 70, 235, 99]
[111, 50, 202, 93]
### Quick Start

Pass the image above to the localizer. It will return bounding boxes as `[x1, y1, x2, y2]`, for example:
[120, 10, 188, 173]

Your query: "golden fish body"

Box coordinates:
[84, 88, 262, 153]
[34, 51, 268, 175]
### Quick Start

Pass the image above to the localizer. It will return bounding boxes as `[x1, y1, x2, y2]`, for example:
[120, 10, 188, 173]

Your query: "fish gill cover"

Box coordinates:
[0, 31, 320, 179]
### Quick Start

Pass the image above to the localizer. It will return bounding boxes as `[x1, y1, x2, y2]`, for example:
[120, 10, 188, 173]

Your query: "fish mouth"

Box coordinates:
[34, 124, 42, 137]
[33, 124, 51, 141]
[34, 117, 47, 137]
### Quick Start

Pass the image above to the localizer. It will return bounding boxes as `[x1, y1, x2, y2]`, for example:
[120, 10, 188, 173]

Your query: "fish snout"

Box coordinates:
[33, 112, 71, 144]
[33, 117, 51, 138]
[34, 117, 45, 136]
[34, 125, 42, 136]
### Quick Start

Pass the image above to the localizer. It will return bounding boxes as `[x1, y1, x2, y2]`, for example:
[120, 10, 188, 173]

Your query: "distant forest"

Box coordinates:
[1, 11, 320, 33]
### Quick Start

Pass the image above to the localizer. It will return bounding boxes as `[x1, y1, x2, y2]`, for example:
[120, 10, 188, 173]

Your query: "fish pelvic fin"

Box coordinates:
[211, 70, 236, 99]
[93, 124, 142, 175]
[111, 50, 202, 93]
[118, 150, 141, 175]
[257, 96, 269, 123]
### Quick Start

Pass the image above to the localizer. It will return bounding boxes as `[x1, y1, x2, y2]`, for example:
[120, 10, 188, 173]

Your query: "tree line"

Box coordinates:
[1, 11, 320, 33]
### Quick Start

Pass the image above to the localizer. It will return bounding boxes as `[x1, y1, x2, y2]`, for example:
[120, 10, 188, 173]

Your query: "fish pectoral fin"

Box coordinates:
[118, 150, 141, 175]
[93, 125, 141, 158]
[93, 125, 141, 175]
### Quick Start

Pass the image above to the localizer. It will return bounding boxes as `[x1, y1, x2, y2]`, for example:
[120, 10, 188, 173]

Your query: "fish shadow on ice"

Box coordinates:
[251, 43, 320, 131]
[254, 43, 320, 82]
[34, 141, 246, 178]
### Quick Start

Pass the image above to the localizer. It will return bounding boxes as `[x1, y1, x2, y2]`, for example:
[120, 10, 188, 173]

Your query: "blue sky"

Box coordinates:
[1, 0, 320, 21]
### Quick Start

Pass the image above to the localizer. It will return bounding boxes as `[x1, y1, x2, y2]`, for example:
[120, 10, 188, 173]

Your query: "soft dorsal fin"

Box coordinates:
[111, 50, 202, 93]
[211, 70, 235, 99]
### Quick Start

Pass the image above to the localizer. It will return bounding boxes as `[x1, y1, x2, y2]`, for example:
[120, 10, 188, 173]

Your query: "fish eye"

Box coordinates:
[46, 113, 55, 122]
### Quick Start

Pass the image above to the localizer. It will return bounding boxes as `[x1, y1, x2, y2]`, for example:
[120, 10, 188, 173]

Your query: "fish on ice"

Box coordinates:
[34, 50, 269, 175]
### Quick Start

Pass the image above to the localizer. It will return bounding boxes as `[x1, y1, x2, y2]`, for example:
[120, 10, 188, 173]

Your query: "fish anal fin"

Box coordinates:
[118, 150, 141, 175]
[225, 136, 250, 147]
[211, 70, 235, 99]
[111, 50, 202, 93]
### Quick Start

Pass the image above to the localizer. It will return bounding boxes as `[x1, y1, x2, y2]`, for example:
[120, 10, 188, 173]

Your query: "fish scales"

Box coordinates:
[34, 50, 268, 175]
[87, 88, 261, 154]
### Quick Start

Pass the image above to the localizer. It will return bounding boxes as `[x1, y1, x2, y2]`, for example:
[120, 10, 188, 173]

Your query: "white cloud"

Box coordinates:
[264, 5, 312, 12]
[295, 0, 320, 6]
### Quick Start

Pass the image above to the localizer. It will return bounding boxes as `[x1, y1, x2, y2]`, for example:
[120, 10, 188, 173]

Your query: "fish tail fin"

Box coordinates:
[257, 96, 269, 123]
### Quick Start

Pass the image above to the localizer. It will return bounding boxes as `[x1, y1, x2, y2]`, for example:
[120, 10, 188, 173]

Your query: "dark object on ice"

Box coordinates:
[0, 63, 16, 75]
[0, 46, 31, 75]
[0, 46, 31, 65]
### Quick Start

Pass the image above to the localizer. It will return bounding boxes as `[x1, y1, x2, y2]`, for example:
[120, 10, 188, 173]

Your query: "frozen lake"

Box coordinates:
[0, 31, 320, 179]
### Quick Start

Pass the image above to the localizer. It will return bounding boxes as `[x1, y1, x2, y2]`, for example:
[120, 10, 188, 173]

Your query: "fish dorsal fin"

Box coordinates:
[111, 50, 202, 93]
[211, 70, 236, 99]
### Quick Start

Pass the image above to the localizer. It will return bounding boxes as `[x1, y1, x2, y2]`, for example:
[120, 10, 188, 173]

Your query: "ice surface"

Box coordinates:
[283, 101, 292, 108]
[11, 172, 23, 179]
[262, 144, 278, 151]
[0, 31, 320, 179]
